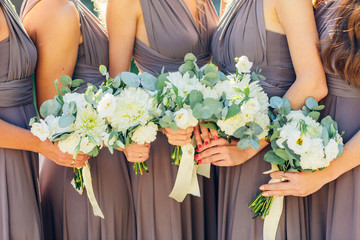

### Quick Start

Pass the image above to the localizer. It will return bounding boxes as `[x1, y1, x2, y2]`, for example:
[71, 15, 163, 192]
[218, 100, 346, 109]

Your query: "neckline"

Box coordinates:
[0, 36, 9, 44]
[179, 0, 202, 35]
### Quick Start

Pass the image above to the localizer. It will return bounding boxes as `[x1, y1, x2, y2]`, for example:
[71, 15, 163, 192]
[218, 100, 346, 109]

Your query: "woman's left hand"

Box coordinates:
[195, 138, 249, 166]
[260, 170, 328, 197]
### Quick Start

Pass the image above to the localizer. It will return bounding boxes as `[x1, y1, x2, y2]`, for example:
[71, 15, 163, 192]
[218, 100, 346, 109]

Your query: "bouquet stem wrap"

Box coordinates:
[74, 162, 104, 218]
[263, 164, 283, 240]
[169, 142, 210, 202]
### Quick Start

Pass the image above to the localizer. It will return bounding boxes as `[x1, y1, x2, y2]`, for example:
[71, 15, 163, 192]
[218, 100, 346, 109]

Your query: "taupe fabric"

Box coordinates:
[211, 0, 309, 239]
[131, 1, 218, 239]
[0, 0, 41, 239]
[21, 1, 136, 239]
[309, 1, 360, 239]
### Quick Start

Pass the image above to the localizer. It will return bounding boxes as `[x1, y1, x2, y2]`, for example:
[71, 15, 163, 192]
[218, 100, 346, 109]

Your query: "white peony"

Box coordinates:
[74, 106, 107, 145]
[97, 93, 116, 119]
[325, 138, 340, 161]
[131, 122, 159, 144]
[174, 105, 198, 129]
[79, 136, 97, 154]
[299, 138, 328, 170]
[235, 56, 253, 73]
[217, 113, 246, 136]
[31, 119, 50, 141]
[58, 132, 81, 155]
[241, 98, 261, 116]
[166, 72, 205, 98]
[107, 87, 158, 133]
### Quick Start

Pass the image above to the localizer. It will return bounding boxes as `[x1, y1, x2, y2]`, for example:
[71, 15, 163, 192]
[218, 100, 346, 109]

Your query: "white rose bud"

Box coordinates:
[31, 119, 50, 141]
[325, 138, 340, 161]
[97, 93, 116, 118]
[174, 105, 198, 129]
[235, 56, 253, 73]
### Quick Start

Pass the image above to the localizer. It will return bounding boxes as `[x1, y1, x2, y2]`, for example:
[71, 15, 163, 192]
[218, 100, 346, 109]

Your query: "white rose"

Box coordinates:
[31, 119, 50, 141]
[80, 136, 97, 154]
[58, 132, 81, 155]
[63, 92, 90, 110]
[299, 139, 328, 170]
[217, 113, 246, 136]
[131, 122, 159, 144]
[174, 105, 198, 129]
[287, 133, 313, 155]
[97, 93, 116, 118]
[325, 138, 340, 161]
[241, 98, 261, 116]
[235, 56, 253, 73]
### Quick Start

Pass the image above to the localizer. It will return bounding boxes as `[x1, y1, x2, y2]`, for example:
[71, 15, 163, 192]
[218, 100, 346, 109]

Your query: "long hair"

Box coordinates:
[316, 0, 360, 86]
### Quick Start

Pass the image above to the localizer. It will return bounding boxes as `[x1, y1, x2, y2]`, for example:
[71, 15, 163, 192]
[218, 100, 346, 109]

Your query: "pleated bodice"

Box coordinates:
[133, 0, 218, 75]
[211, 0, 296, 98]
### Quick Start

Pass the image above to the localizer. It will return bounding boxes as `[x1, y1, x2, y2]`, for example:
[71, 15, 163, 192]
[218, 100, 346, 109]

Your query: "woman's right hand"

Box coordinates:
[164, 127, 194, 146]
[122, 143, 151, 163]
[38, 140, 89, 168]
[193, 122, 219, 151]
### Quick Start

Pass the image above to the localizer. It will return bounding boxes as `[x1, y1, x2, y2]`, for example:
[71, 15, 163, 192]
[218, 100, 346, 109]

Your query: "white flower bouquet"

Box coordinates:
[249, 96, 344, 219]
[30, 76, 107, 218]
[93, 66, 161, 175]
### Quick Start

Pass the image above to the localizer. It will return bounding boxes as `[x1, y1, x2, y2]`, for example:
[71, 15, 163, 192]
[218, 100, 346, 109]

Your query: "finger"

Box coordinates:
[262, 190, 288, 197]
[198, 138, 230, 152]
[269, 171, 286, 180]
[168, 138, 192, 146]
[209, 128, 219, 140]
[197, 153, 225, 164]
[193, 125, 204, 150]
[212, 160, 232, 167]
[200, 123, 210, 146]
[165, 133, 192, 141]
[259, 182, 294, 192]
[165, 127, 192, 135]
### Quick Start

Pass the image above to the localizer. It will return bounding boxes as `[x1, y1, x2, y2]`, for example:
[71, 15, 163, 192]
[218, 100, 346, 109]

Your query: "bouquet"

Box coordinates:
[93, 65, 161, 175]
[248, 96, 344, 237]
[30, 76, 107, 218]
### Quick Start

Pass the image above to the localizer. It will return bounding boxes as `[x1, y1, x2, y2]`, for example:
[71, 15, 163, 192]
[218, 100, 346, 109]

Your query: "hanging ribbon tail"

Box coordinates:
[82, 162, 105, 219]
[263, 163, 283, 240]
[169, 143, 200, 202]
[197, 163, 211, 178]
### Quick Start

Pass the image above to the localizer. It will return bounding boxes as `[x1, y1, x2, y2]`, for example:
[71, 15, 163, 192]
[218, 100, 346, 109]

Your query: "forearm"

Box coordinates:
[0, 119, 41, 153]
[319, 131, 360, 184]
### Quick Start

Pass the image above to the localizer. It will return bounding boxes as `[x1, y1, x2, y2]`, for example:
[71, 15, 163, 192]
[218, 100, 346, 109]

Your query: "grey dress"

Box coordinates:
[309, 1, 360, 239]
[0, 0, 41, 239]
[130, 1, 218, 239]
[211, 0, 309, 239]
[20, 1, 136, 239]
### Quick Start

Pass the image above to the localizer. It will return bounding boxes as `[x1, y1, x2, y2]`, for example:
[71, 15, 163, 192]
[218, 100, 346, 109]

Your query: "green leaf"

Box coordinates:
[60, 75, 72, 87]
[204, 71, 219, 86]
[218, 71, 228, 81]
[321, 127, 329, 146]
[270, 130, 280, 142]
[71, 79, 84, 88]
[249, 123, 263, 136]
[112, 75, 122, 88]
[281, 98, 291, 115]
[308, 111, 320, 121]
[249, 135, 260, 149]
[305, 97, 319, 110]
[40, 98, 62, 118]
[50, 132, 71, 142]
[121, 72, 140, 87]
[204, 64, 217, 74]
[175, 96, 183, 109]
[60, 86, 71, 95]
[274, 149, 290, 160]
[312, 105, 325, 111]
[139, 72, 157, 91]
[180, 61, 195, 73]
[270, 96, 283, 109]
[184, 53, 196, 62]
[337, 144, 344, 158]
[264, 151, 286, 165]
[203, 98, 223, 115]
[237, 138, 251, 150]
[225, 104, 240, 120]
[244, 85, 250, 97]
[200, 122, 218, 130]
[162, 115, 173, 123]
[29, 117, 36, 126]
[58, 114, 75, 128]
[87, 135, 98, 145]
[86, 146, 99, 157]
[99, 65, 108, 76]
[155, 73, 169, 91]
[233, 126, 248, 139]
[192, 103, 204, 119]
[189, 90, 203, 109]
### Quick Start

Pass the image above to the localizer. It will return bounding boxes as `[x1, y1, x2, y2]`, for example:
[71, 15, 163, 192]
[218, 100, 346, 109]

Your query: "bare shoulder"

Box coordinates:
[23, 0, 80, 41]
[107, 0, 141, 19]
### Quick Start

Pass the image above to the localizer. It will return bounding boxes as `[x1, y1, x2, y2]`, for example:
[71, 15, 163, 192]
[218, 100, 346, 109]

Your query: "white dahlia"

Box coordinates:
[131, 122, 159, 144]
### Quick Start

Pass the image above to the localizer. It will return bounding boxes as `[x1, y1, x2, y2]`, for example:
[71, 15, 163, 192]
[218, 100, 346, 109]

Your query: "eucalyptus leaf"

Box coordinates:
[87, 146, 99, 157]
[200, 122, 218, 130]
[308, 111, 320, 121]
[71, 79, 83, 88]
[87, 135, 98, 145]
[233, 126, 248, 139]
[270, 130, 280, 142]
[60, 86, 71, 95]
[249, 123, 263, 136]
[270, 96, 283, 109]
[225, 104, 240, 120]
[58, 114, 75, 128]
[204, 64, 217, 74]
[305, 97, 319, 110]
[121, 72, 140, 87]
[99, 65, 108, 76]
[218, 71, 228, 81]
[51, 132, 71, 142]
[274, 149, 290, 160]
[180, 61, 195, 73]
[192, 103, 204, 119]
[60, 75, 72, 87]
[40, 98, 62, 118]
[249, 135, 260, 149]
[264, 150, 286, 165]
[203, 98, 223, 115]
[29, 117, 36, 126]
[139, 72, 157, 91]
[312, 105, 325, 111]
[237, 138, 251, 150]
[112, 75, 122, 88]
[184, 53, 196, 62]
[189, 90, 203, 108]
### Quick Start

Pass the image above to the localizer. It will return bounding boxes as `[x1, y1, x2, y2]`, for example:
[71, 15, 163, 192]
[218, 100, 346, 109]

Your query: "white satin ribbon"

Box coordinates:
[169, 143, 200, 202]
[71, 162, 104, 218]
[263, 163, 284, 240]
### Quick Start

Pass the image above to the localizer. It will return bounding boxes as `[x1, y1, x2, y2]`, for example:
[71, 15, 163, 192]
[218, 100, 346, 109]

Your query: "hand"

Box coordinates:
[164, 126, 193, 146]
[193, 121, 218, 151]
[39, 140, 89, 168]
[195, 138, 250, 166]
[259, 170, 328, 197]
[123, 143, 150, 162]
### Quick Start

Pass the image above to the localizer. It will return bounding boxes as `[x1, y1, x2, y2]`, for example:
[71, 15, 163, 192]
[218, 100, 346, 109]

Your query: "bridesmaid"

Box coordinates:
[196, 0, 328, 239]
[107, 0, 218, 239]
[0, 0, 88, 238]
[261, 0, 360, 239]
[20, 0, 139, 239]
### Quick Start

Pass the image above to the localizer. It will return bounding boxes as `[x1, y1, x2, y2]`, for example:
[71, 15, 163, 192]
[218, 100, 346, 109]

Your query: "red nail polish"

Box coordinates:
[196, 148, 200, 152]
[198, 144, 202, 149]
[213, 135, 218, 140]
[194, 155, 199, 160]
[205, 141, 209, 146]
[198, 160, 202, 164]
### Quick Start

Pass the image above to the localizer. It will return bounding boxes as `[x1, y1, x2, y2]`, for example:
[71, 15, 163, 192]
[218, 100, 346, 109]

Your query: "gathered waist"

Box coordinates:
[326, 73, 360, 98]
[0, 76, 33, 108]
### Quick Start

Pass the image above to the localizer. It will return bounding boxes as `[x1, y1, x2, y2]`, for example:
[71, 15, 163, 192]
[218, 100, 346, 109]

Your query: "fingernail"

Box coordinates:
[262, 192, 269, 197]
[259, 186, 265, 191]
[198, 160, 203, 164]
[194, 155, 199, 160]
[213, 135, 218, 140]
[205, 141, 209, 146]
[198, 144, 202, 149]
[196, 148, 200, 152]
